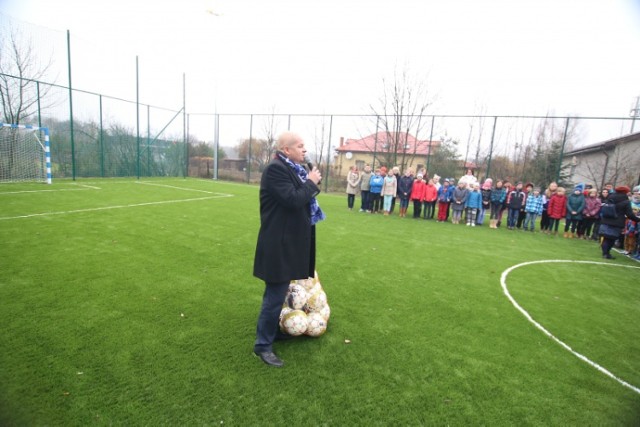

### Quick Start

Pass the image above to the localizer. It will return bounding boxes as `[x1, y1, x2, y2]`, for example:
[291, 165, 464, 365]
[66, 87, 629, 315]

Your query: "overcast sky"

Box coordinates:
[2, 0, 640, 147]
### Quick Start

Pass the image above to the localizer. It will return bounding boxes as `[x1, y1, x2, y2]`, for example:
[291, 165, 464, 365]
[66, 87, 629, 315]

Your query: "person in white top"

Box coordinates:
[458, 169, 478, 190]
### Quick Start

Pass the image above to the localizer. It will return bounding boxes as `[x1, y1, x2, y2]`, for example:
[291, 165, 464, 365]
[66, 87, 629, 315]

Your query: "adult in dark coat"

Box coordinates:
[253, 132, 323, 367]
[599, 186, 640, 259]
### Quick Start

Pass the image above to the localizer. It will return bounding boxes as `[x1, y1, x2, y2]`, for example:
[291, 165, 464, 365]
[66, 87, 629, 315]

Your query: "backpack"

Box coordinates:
[600, 200, 617, 219]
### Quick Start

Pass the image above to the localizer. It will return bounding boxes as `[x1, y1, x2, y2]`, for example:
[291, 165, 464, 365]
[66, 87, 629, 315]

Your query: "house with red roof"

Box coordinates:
[335, 131, 439, 177]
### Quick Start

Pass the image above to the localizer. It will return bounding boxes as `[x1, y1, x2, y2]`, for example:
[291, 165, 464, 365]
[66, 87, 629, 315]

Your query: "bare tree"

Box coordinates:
[588, 144, 639, 188]
[260, 107, 279, 166]
[369, 66, 434, 171]
[0, 24, 56, 124]
[312, 116, 330, 168]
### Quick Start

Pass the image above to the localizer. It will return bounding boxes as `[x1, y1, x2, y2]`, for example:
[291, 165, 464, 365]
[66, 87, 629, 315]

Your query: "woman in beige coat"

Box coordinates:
[346, 166, 361, 210]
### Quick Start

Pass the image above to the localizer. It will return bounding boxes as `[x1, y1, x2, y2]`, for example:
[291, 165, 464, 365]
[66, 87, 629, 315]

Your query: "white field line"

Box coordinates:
[0, 186, 100, 195]
[501, 259, 640, 395]
[135, 181, 219, 194]
[0, 194, 233, 221]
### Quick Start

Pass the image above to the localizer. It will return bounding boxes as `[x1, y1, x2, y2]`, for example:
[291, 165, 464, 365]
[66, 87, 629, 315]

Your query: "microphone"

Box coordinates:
[305, 156, 321, 184]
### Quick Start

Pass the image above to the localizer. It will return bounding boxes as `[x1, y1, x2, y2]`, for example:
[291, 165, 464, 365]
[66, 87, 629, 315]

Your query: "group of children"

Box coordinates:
[345, 164, 640, 260]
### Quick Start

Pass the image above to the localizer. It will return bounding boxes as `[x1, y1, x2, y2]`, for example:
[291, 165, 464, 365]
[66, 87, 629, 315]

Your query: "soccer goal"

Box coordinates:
[0, 123, 52, 184]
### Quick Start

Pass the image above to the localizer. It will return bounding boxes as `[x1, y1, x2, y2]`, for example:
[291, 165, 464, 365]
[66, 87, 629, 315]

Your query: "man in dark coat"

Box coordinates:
[253, 132, 323, 367]
[599, 185, 640, 259]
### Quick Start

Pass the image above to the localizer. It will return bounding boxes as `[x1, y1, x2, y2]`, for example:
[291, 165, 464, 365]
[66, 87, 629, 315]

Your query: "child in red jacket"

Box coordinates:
[546, 187, 567, 235]
[422, 178, 438, 219]
[410, 174, 426, 218]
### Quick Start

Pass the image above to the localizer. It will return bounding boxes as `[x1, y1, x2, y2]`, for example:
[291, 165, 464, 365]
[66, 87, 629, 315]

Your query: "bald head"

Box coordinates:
[277, 132, 307, 164]
[277, 132, 302, 151]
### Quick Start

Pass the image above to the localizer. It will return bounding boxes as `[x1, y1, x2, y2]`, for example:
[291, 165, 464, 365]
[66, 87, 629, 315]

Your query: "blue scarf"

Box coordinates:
[277, 153, 326, 226]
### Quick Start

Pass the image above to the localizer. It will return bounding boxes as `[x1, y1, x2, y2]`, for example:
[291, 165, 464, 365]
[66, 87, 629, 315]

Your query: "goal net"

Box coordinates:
[0, 123, 52, 184]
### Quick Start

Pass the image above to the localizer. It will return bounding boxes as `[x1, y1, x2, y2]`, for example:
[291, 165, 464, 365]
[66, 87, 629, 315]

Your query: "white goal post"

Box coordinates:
[0, 123, 52, 184]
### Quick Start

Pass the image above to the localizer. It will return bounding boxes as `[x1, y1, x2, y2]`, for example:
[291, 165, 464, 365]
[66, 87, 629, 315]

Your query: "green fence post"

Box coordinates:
[136, 56, 140, 179]
[324, 115, 333, 193]
[247, 114, 253, 183]
[147, 105, 151, 177]
[183, 73, 187, 178]
[36, 81, 42, 127]
[99, 95, 104, 177]
[67, 30, 76, 180]
[426, 115, 435, 171]
[485, 116, 497, 179]
[556, 117, 571, 182]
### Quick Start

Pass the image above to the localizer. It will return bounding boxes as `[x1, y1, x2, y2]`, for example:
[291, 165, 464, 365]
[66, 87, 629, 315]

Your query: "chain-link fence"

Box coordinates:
[1, 13, 637, 191]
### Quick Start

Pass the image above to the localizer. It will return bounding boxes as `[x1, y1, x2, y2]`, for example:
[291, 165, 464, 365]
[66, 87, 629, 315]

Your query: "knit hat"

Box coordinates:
[633, 185, 640, 193]
[574, 183, 584, 192]
[615, 185, 630, 194]
[417, 173, 423, 179]
[533, 187, 541, 193]
[482, 178, 492, 190]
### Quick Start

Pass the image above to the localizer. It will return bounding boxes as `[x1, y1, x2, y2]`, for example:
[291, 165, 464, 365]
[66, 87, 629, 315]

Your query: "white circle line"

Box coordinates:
[500, 259, 640, 395]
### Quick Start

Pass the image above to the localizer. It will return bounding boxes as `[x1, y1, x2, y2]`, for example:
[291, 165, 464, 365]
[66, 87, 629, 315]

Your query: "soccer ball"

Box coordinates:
[279, 307, 293, 327]
[297, 277, 316, 293]
[280, 309, 308, 336]
[306, 281, 322, 299]
[285, 284, 308, 310]
[305, 312, 327, 337]
[318, 304, 331, 322]
[304, 289, 327, 313]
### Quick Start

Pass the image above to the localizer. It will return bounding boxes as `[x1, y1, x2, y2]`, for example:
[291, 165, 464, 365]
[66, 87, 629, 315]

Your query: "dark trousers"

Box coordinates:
[507, 208, 520, 228]
[564, 218, 581, 233]
[254, 281, 289, 353]
[601, 236, 616, 256]
[579, 217, 596, 237]
[360, 190, 370, 211]
[371, 192, 382, 212]
[423, 201, 435, 218]
[516, 209, 526, 228]
[540, 210, 551, 230]
[592, 219, 601, 240]
[490, 202, 501, 219]
[347, 194, 355, 209]
[412, 200, 422, 218]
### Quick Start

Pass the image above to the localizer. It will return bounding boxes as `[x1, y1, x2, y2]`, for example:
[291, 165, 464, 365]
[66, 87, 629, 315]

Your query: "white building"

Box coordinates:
[563, 132, 640, 190]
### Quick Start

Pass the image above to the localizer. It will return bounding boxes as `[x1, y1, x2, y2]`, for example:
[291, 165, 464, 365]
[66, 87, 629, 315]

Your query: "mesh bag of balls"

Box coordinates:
[279, 271, 330, 337]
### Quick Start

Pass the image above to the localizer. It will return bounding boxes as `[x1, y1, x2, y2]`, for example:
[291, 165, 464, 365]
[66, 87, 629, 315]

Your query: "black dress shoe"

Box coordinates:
[603, 254, 615, 259]
[254, 351, 284, 367]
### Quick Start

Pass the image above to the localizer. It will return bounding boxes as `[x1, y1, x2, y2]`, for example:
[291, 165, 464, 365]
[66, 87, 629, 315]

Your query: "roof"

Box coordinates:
[564, 131, 640, 156]
[336, 131, 439, 156]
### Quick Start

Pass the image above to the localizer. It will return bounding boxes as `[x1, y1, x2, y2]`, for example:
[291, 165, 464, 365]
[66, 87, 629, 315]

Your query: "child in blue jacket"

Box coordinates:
[523, 187, 544, 231]
[465, 183, 483, 226]
[369, 169, 384, 214]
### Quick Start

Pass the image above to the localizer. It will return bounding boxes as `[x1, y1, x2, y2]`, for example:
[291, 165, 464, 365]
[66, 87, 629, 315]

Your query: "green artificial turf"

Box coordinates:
[0, 178, 638, 425]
